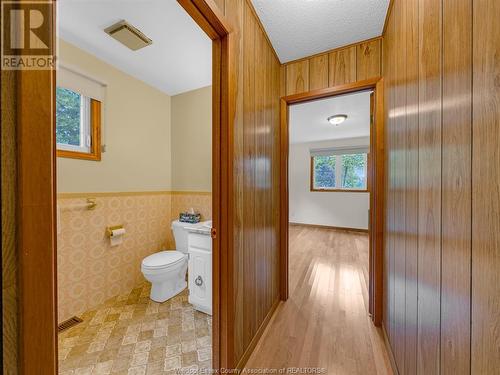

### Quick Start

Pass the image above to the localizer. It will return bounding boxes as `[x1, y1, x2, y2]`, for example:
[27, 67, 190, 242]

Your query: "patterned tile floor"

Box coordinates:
[58, 283, 212, 375]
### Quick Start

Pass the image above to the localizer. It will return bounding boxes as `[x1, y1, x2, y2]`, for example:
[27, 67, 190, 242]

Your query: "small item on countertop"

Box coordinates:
[179, 211, 201, 223]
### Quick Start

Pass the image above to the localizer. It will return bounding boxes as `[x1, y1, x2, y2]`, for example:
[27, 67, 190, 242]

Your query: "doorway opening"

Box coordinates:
[17, 0, 233, 373]
[55, 0, 218, 372]
[279, 79, 384, 325]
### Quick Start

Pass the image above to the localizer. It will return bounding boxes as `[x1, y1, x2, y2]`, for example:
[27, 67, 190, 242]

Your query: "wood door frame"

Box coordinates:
[279, 77, 385, 325]
[177, 0, 234, 368]
[17, 0, 235, 372]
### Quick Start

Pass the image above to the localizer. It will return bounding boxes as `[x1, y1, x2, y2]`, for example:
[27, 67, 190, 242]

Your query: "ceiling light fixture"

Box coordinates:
[327, 114, 347, 126]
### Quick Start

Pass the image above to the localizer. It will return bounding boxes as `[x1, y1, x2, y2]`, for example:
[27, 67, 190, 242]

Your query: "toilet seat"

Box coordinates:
[142, 250, 185, 270]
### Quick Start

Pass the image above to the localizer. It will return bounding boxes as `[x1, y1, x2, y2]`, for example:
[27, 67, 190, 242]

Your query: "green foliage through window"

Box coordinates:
[56, 87, 81, 146]
[312, 153, 367, 190]
[341, 154, 366, 189]
[313, 156, 336, 188]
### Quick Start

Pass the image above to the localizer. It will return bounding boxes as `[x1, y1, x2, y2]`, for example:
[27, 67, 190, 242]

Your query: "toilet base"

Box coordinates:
[150, 280, 187, 303]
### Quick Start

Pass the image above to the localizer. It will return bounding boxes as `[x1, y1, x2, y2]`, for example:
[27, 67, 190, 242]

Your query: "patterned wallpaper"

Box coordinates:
[169, 193, 212, 248]
[57, 192, 211, 323]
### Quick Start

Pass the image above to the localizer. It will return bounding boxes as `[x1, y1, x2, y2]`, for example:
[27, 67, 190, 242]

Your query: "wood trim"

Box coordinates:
[368, 91, 375, 319]
[177, 0, 233, 369]
[280, 78, 384, 324]
[178, 0, 230, 39]
[279, 98, 289, 301]
[310, 188, 370, 193]
[289, 222, 369, 233]
[56, 190, 212, 199]
[169, 190, 212, 196]
[372, 79, 384, 326]
[382, 323, 399, 374]
[17, 0, 58, 373]
[283, 77, 381, 104]
[309, 155, 313, 191]
[211, 37, 223, 370]
[56, 99, 102, 161]
[282, 36, 383, 66]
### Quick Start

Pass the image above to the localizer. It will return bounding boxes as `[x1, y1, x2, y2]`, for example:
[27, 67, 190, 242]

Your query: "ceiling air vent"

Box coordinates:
[104, 20, 152, 51]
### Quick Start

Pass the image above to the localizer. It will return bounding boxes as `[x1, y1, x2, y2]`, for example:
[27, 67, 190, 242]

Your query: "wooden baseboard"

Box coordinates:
[235, 299, 281, 369]
[381, 323, 399, 374]
[289, 222, 369, 233]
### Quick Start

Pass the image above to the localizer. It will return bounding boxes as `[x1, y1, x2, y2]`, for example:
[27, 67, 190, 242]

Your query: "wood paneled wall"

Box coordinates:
[382, 0, 499, 374]
[283, 38, 382, 95]
[214, 0, 281, 367]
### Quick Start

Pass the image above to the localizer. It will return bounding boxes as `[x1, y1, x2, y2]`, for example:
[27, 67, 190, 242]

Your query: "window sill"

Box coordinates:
[310, 188, 369, 193]
[57, 149, 101, 161]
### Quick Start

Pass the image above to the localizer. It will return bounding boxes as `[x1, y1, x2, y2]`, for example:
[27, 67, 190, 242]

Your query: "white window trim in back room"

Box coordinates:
[310, 145, 369, 191]
[56, 62, 108, 152]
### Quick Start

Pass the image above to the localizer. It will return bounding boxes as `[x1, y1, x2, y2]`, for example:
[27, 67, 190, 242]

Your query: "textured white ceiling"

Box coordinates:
[289, 91, 371, 144]
[250, 0, 390, 63]
[57, 0, 212, 95]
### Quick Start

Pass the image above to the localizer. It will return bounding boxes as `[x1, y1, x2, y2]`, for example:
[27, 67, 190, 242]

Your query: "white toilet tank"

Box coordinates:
[171, 220, 203, 253]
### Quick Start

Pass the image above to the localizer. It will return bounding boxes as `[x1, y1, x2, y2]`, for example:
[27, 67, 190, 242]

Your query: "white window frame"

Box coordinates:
[56, 89, 92, 154]
[311, 150, 369, 192]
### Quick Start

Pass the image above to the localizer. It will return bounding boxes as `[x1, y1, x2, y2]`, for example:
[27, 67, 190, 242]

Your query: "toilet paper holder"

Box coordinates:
[106, 225, 124, 237]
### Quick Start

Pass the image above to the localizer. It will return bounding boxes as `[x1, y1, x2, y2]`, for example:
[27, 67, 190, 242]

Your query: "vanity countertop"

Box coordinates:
[184, 220, 211, 235]
[187, 226, 211, 235]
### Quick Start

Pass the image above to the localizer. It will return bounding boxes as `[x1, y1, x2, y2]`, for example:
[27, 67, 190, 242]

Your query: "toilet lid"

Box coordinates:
[142, 251, 185, 269]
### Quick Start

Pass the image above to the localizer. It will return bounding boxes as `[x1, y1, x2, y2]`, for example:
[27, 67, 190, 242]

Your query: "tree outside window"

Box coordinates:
[311, 152, 367, 191]
[56, 87, 82, 146]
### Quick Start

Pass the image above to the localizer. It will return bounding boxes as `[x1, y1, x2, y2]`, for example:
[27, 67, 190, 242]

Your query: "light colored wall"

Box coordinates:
[289, 137, 370, 230]
[57, 39, 172, 193]
[171, 86, 212, 192]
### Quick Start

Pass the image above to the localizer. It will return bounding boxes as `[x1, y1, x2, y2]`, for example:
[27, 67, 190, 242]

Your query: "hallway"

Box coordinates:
[246, 225, 393, 374]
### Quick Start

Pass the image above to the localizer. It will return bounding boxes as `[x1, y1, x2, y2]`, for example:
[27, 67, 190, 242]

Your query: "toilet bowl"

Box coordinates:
[141, 251, 187, 302]
[141, 220, 206, 303]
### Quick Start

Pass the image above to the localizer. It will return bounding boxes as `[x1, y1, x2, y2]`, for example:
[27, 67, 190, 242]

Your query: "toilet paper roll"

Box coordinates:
[110, 227, 126, 247]
[110, 228, 126, 237]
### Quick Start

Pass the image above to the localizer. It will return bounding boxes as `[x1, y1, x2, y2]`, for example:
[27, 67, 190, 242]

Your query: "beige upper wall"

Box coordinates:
[56, 39, 172, 193]
[171, 86, 212, 192]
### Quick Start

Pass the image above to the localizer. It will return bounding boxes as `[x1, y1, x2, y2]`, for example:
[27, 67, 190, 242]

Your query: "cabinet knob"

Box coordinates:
[195, 276, 203, 286]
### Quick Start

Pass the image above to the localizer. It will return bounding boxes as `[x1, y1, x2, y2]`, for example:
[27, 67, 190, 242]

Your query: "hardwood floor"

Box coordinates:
[246, 225, 393, 374]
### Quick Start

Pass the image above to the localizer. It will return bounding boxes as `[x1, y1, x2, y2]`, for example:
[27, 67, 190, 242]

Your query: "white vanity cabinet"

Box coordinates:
[187, 231, 212, 315]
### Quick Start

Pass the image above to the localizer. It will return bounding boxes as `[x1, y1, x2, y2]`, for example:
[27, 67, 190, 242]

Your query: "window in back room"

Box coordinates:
[311, 148, 368, 191]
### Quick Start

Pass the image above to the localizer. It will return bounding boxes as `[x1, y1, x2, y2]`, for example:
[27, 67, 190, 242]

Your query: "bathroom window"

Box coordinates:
[56, 87, 101, 160]
[56, 66, 105, 161]
[310, 148, 368, 192]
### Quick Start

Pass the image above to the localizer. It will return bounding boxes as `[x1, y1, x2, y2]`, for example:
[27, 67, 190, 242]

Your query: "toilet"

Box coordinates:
[141, 220, 205, 303]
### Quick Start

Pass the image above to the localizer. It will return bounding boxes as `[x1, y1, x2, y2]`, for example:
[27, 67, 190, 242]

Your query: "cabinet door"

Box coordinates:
[188, 247, 212, 314]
